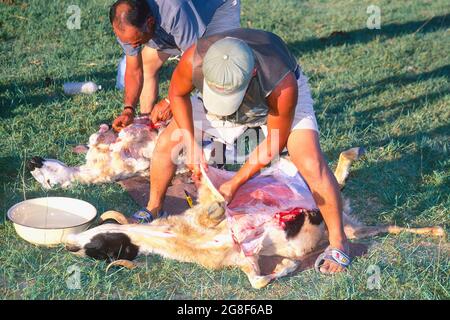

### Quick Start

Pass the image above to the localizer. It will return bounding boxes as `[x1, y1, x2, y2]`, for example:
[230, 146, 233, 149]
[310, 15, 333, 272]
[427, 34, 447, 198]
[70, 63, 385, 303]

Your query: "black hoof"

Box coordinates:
[27, 156, 45, 171]
[357, 147, 367, 158]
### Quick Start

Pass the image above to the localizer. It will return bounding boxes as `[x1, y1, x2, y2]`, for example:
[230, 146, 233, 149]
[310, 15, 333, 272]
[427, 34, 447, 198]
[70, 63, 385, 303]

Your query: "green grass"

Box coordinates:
[1, 0, 449, 299]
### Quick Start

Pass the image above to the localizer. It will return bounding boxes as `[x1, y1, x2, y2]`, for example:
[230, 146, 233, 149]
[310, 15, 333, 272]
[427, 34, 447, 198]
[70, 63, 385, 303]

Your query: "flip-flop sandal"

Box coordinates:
[314, 246, 351, 274]
[132, 208, 167, 224]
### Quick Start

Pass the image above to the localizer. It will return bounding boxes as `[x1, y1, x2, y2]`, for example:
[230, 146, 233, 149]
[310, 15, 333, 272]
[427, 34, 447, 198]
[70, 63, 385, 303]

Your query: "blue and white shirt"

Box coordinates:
[117, 0, 227, 56]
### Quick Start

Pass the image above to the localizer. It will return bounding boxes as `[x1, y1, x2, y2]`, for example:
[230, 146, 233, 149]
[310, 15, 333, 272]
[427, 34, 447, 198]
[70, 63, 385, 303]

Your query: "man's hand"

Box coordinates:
[218, 178, 241, 203]
[150, 98, 172, 124]
[186, 144, 207, 185]
[112, 108, 134, 132]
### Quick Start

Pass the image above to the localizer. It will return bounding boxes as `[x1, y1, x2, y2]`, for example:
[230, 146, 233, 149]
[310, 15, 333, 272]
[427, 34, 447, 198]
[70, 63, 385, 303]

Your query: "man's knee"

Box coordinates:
[155, 131, 178, 153]
[293, 154, 327, 181]
[155, 123, 185, 158]
[287, 130, 326, 179]
[142, 48, 169, 77]
[143, 62, 161, 78]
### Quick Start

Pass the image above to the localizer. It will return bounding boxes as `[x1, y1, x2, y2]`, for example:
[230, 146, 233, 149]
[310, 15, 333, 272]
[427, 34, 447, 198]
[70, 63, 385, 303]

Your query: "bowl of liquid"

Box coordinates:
[7, 197, 97, 246]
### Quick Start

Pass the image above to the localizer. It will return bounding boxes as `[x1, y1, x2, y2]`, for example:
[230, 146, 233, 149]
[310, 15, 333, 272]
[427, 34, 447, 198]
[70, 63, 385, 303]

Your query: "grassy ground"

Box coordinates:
[0, 0, 449, 299]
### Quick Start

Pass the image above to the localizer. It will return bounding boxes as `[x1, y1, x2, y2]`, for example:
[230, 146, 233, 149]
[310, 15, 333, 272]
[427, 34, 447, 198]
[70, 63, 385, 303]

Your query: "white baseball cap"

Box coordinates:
[202, 37, 255, 116]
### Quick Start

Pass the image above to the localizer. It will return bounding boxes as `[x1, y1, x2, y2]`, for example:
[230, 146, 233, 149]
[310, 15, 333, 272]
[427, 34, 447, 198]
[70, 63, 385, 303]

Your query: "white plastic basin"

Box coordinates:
[7, 197, 97, 246]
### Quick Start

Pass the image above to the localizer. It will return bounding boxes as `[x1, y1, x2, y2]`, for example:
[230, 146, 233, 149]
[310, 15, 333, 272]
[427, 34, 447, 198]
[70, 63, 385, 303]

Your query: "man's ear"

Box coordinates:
[252, 68, 257, 77]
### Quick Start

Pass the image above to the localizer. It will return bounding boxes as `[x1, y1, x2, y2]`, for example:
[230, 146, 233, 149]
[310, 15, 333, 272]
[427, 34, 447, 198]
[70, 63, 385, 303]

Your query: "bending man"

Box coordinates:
[151, 28, 351, 274]
[109, 0, 240, 131]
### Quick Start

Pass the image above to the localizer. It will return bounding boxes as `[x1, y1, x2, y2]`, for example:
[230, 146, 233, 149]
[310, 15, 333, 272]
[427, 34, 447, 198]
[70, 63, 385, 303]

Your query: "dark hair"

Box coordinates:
[109, 0, 151, 28]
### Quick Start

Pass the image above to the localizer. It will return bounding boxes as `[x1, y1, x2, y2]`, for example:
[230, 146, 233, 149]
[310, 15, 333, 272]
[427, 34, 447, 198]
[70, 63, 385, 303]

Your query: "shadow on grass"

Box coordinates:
[345, 130, 449, 226]
[0, 69, 117, 119]
[327, 92, 449, 224]
[316, 64, 450, 117]
[0, 60, 177, 120]
[316, 64, 449, 145]
[287, 14, 450, 56]
[0, 155, 21, 181]
[312, 61, 448, 224]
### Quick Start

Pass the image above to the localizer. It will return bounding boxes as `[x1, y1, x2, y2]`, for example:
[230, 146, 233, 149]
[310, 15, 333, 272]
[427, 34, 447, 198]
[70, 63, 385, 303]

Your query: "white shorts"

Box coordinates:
[192, 70, 319, 145]
[290, 71, 319, 132]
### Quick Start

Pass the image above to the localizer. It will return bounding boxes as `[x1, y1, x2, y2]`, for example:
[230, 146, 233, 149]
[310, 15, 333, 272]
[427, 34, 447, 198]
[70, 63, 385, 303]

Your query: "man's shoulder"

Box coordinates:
[152, 0, 225, 18]
[150, 0, 186, 13]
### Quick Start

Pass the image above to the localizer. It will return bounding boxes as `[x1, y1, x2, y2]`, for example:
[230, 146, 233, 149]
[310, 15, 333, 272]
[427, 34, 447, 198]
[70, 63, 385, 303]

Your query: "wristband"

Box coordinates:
[123, 106, 135, 114]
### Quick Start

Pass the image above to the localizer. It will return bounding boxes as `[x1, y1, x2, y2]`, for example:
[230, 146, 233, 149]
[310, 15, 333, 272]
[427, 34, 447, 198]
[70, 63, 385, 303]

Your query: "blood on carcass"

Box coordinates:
[204, 161, 318, 256]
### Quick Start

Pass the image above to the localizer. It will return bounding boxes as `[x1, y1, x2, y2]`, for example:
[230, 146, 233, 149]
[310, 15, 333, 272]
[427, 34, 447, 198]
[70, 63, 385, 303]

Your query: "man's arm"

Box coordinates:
[168, 45, 204, 173]
[112, 54, 143, 131]
[142, 48, 171, 116]
[219, 72, 298, 201]
[124, 53, 143, 108]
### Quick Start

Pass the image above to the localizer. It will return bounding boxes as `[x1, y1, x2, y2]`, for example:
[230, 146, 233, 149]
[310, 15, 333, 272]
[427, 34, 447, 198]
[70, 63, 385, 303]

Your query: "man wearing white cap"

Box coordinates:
[148, 28, 351, 274]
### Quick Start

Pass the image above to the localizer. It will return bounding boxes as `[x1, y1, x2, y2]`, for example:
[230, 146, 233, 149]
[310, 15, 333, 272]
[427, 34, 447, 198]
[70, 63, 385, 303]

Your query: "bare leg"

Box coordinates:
[287, 129, 347, 274]
[147, 120, 182, 216]
[140, 47, 171, 114]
